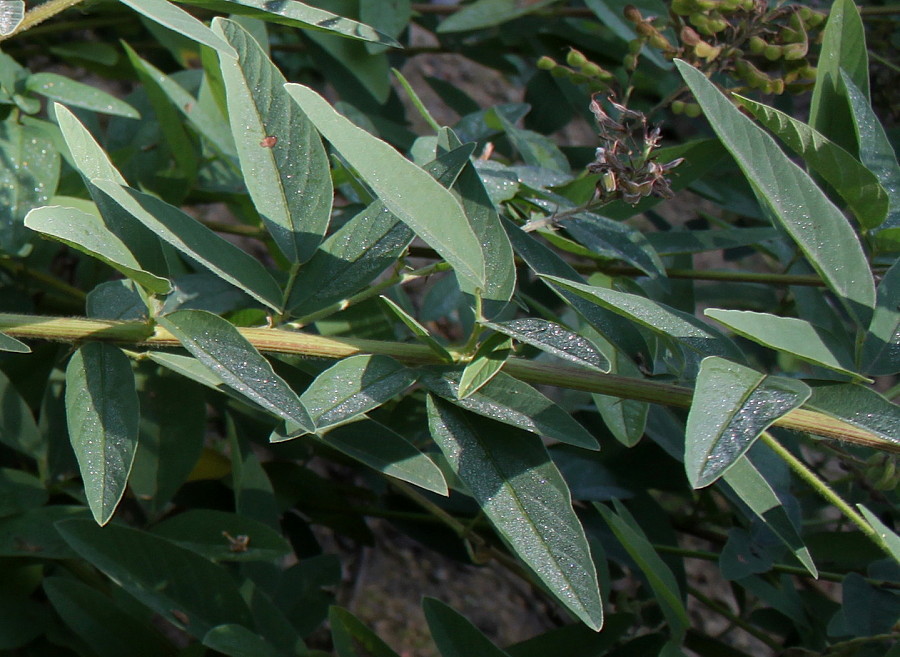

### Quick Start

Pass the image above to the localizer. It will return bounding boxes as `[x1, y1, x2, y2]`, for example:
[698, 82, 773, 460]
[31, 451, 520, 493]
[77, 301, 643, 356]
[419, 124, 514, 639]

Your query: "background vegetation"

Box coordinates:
[0, 0, 897, 655]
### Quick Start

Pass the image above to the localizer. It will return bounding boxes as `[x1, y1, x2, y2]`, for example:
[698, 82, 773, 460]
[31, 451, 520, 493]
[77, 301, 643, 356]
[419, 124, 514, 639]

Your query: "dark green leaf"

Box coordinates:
[0, 367, 41, 458]
[119, 0, 236, 58]
[422, 598, 510, 657]
[565, 213, 665, 278]
[738, 95, 888, 229]
[158, 310, 314, 432]
[25, 205, 172, 294]
[65, 343, 139, 525]
[497, 112, 570, 174]
[862, 259, 900, 375]
[804, 382, 900, 449]
[705, 309, 863, 380]
[298, 355, 416, 431]
[151, 509, 292, 562]
[646, 227, 779, 256]
[57, 518, 254, 639]
[0, 468, 47, 516]
[686, 357, 810, 489]
[857, 505, 900, 563]
[482, 318, 610, 373]
[427, 397, 603, 630]
[676, 60, 875, 324]
[381, 296, 454, 362]
[840, 572, 900, 636]
[44, 577, 175, 657]
[91, 180, 283, 311]
[284, 83, 487, 294]
[421, 370, 600, 450]
[329, 606, 402, 657]
[436, 0, 559, 32]
[215, 18, 333, 263]
[203, 624, 284, 657]
[595, 501, 688, 639]
[0, 506, 92, 558]
[457, 334, 512, 399]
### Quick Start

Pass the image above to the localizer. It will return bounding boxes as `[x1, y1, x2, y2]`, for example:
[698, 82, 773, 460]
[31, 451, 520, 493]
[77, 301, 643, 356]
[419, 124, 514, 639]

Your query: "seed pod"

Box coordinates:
[628, 38, 644, 54]
[689, 12, 709, 29]
[550, 66, 569, 78]
[680, 25, 702, 46]
[566, 49, 587, 68]
[623, 53, 639, 70]
[805, 10, 826, 28]
[671, 0, 696, 15]
[683, 103, 702, 118]
[623, 4, 643, 23]
[650, 32, 675, 51]
[780, 26, 805, 44]
[748, 35, 767, 54]
[694, 40, 721, 60]
[671, 100, 686, 114]
[695, 0, 718, 10]
[537, 56, 557, 71]
[706, 14, 729, 33]
[797, 6, 813, 22]
[635, 21, 656, 38]
[719, 0, 742, 12]
[782, 41, 808, 61]
[763, 44, 783, 60]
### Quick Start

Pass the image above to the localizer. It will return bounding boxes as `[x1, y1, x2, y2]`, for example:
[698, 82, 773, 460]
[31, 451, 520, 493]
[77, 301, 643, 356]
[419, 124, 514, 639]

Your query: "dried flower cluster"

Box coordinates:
[587, 94, 684, 206]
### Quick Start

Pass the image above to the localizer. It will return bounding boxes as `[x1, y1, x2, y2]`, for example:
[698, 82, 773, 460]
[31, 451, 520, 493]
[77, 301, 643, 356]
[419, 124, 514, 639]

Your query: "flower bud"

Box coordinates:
[748, 35, 767, 54]
[623, 53, 639, 70]
[769, 78, 785, 94]
[623, 5, 643, 23]
[689, 12, 709, 29]
[780, 26, 805, 44]
[635, 21, 656, 38]
[650, 33, 675, 51]
[566, 49, 587, 68]
[782, 41, 808, 61]
[763, 44, 783, 60]
[719, 0, 742, 11]
[537, 56, 557, 71]
[569, 72, 589, 85]
[628, 38, 644, 54]
[671, 0, 696, 15]
[671, 100, 686, 114]
[684, 103, 702, 118]
[805, 11, 826, 28]
[680, 25, 702, 46]
[694, 40, 721, 60]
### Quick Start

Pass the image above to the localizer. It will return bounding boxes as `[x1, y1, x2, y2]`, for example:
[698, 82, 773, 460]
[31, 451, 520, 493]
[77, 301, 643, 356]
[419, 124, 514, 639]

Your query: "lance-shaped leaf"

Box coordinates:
[119, 0, 236, 58]
[482, 318, 610, 373]
[214, 18, 332, 264]
[803, 382, 900, 449]
[422, 598, 511, 657]
[203, 625, 283, 657]
[437, 0, 559, 32]
[737, 95, 888, 229]
[676, 60, 875, 325]
[861, 260, 900, 375]
[857, 504, 900, 563]
[91, 180, 283, 311]
[809, 0, 868, 152]
[595, 501, 689, 639]
[57, 519, 253, 639]
[284, 83, 486, 294]
[647, 227, 779, 255]
[330, 606, 402, 657]
[427, 397, 603, 630]
[381, 296, 454, 363]
[705, 309, 864, 380]
[25, 205, 171, 295]
[178, 0, 400, 47]
[0, 332, 29, 353]
[721, 455, 817, 576]
[65, 343, 139, 525]
[565, 213, 665, 278]
[686, 357, 811, 489]
[0, 1, 23, 36]
[158, 310, 314, 433]
[298, 355, 416, 431]
[457, 333, 512, 399]
[421, 370, 599, 450]
[26, 73, 139, 118]
[542, 275, 743, 362]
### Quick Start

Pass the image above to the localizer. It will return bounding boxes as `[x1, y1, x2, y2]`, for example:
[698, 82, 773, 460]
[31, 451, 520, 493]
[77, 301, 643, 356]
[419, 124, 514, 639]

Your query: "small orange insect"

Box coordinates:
[259, 136, 278, 148]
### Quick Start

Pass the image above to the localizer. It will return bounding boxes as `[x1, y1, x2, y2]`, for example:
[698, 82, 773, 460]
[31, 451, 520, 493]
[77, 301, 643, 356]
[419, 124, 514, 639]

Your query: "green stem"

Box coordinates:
[686, 585, 783, 651]
[0, 0, 86, 42]
[759, 432, 896, 560]
[0, 313, 896, 453]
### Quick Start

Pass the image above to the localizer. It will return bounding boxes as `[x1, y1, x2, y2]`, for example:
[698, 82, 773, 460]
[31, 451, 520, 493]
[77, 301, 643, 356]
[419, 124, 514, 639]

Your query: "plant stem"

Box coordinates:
[759, 432, 897, 560]
[686, 585, 783, 651]
[0, 313, 896, 453]
[0, 0, 86, 42]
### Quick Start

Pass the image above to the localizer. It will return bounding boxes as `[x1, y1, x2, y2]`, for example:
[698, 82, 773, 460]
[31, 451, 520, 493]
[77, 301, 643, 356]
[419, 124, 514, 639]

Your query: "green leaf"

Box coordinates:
[380, 296, 454, 362]
[595, 501, 688, 639]
[436, 0, 559, 32]
[839, 572, 900, 636]
[158, 310, 314, 432]
[422, 598, 510, 657]
[305, 29, 391, 104]
[151, 509, 292, 562]
[482, 318, 610, 373]
[705, 309, 864, 380]
[0, 116, 60, 253]
[298, 355, 417, 431]
[564, 213, 665, 278]
[91, 180, 283, 311]
[809, 0, 868, 152]
[862, 260, 900, 375]
[0, 468, 47, 517]
[25, 205, 172, 294]
[26, 73, 139, 118]
[0, 332, 29, 353]
[841, 72, 900, 238]
[53, 104, 126, 184]
[0, 1, 23, 36]
[44, 577, 175, 657]
[202, 624, 283, 657]
[686, 357, 811, 489]
[310, 418, 448, 495]
[737, 95, 888, 229]
[56, 518, 254, 638]
[0, 506, 91, 558]
[457, 334, 512, 399]
[65, 343, 140, 525]
[497, 112, 570, 174]
[284, 83, 487, 294]
[0, 367, 41, 458]
[721, 456, 817, 576]
[857, 504, 900, 562]
[178, 0, 401, 47]
[214, 18, 332, 264]
[330, 606, 401, 657]
[646, 227, 779, 255]
[421, 370, 599, 450]
[427, 397, 603, 630]
[804, 382, 900, 449]
[119, 0, 236, 58]
[675, 60, 875, 324]
[542, 275, 743, 363]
